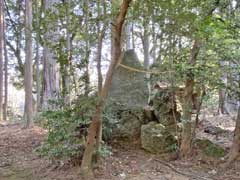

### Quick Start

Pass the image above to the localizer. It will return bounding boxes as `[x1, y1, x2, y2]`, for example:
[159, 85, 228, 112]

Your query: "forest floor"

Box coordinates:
[0, 114, 240, 180]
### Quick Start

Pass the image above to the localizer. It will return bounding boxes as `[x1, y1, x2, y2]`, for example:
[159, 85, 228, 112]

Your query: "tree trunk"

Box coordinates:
[83, 0, 90, 97]
[180, 77, 195, 157]
[36, 40, 41, 111]
[194, 85, 206, 126]
[218, 60, 228, 115]
[96, 0, 107, 153]
[180, 2, 220, 157]
[151, 14, 157, 63]
[225, 103, 240, 166]
[80, 1, 132, 178]
[24, 0, 33, 127]
[180, 39, 200, 158]
[142, 28, 151, 103]
[35, 0, 41, 111]
[218, 89, 228, 115]
[64, 0, 71, 105]
[179, 2, 219, 157]
[42, 0, 60, 109]
[16, 0, 24, 76]
[0, 0, 3, 122]
[97, 32, 104, 95]
[3, 14, 8, 121]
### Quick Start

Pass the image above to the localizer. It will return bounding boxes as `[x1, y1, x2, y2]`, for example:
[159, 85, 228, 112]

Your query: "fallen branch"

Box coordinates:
[0, 163, 11, 168]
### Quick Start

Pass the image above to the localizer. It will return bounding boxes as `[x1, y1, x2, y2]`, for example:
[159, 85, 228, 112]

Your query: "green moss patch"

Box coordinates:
[194, 139, 225, 158]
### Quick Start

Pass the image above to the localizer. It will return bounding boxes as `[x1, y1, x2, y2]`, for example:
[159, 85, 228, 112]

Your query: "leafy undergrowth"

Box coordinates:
[0, 116, 239, 180]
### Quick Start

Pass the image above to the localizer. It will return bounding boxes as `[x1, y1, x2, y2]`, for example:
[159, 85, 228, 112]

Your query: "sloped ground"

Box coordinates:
[196, 115, 234, 150]
[0, 116, 239, 180]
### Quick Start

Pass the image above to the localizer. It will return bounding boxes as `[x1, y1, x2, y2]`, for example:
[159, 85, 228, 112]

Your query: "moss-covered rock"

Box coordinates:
[108, 106, 146, 140]
[141, 122, 178, 154]
[194, 139, 225, 158]
[117, 109, 144, 139]
[150, 87, 181, 125]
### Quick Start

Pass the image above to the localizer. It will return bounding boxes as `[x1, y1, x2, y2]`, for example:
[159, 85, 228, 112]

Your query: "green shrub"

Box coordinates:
[36, 96, 97, 161]
[36, 96, 116, 162]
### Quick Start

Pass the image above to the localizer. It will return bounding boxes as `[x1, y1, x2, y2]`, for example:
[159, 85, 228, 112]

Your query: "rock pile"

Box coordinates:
[108, 50, 181, 153]
[141, 86, 181, 153]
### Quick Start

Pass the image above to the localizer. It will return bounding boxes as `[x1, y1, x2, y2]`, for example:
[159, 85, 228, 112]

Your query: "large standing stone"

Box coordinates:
[109, 50, 148, 108]
[108, 50, 148, 140]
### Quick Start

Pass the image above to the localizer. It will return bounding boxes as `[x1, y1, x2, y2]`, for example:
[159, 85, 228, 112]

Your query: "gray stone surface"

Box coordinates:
[141, 122, 178, 154]
[109, 50, 148, 108]
[113, 108, 145, 140]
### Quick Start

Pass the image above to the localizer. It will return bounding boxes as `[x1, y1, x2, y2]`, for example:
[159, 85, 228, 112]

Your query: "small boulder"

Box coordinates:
[141, 122, 178, 154]
[194, 138, 225, 158]
[112, 108, 145, 140]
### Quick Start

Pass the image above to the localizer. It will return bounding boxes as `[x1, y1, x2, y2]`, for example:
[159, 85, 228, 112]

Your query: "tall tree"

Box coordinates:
[5, 0, 24, 81]
[24, 0, 33, 127]
[64, 0, 71, 105]
[3, 11, 8, 121]
[34, 0, 41, 111]
[180, 39, 201, 157]
[96, 0, 107, 151]
[83, 0, 90, 96]
[226, 103, 240, 166]
[0, 0, 4, 122]
[179, 0, 221, 157]
[141, 27, 151, 102]
[42, 0, 60, 109]
[80, 0, 132, 178]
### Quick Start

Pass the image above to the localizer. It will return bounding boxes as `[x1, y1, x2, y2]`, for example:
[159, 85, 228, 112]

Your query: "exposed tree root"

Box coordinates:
[154, 159, 211, 180]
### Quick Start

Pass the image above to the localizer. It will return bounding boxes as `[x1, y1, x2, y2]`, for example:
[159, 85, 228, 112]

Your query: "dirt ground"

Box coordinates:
[0, 115, 240, 180]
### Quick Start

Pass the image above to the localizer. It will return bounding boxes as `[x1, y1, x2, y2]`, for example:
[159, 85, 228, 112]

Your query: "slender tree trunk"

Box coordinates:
[24, 0, 33, 127]
[35, 0, 41, 111]
[151, 14, 157, 63]
[225, 103, 240, 166]
[0, 0, 4, 122]
[224, 67, 240, 166]
[97, 35, 103, 95]
[218, 60, 229, 115]
[142, 28, 151, 103]
[95, 0, 107, 153]
[180, 39, 200, 158]
[179, 2, 219, 157]
[143, 30, 150, 70]
[80, 1, 132, 178]
[83, 0, 90, 97]
[195, 86, 206, 126]
[3, 14, 8, 121]
[16, 0, 23, 76]
[64, 0, 71, 105]
[218, 89, 228, 115]
[36, 40, 40, 110]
